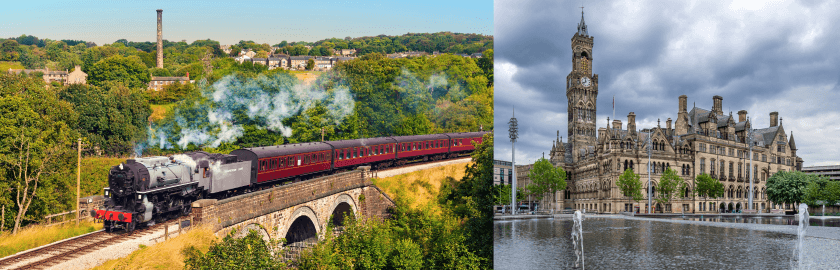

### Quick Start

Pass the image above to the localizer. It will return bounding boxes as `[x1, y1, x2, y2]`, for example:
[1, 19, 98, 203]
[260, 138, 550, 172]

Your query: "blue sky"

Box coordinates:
[0, 0, 492, 45]
[494, 0, 840, 167]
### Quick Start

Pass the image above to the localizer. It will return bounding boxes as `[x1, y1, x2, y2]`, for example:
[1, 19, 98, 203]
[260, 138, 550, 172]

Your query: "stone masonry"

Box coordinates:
[189, 166, 395, 242]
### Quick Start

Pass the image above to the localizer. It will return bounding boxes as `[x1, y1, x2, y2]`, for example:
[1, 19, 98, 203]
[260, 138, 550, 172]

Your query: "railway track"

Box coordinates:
[0, 220, 178, 270]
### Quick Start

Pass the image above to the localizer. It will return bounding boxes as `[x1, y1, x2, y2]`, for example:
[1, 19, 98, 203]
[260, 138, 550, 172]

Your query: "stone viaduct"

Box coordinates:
[187, 166, 395, 246]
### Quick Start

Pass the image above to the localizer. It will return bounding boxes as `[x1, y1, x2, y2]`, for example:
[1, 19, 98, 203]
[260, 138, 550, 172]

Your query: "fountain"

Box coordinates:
[792, 204, 809, 269]
[571, 210, 585, 269]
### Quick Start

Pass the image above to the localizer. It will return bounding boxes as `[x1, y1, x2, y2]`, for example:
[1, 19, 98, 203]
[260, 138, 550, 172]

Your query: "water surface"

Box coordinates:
[495, 217, 800, 269]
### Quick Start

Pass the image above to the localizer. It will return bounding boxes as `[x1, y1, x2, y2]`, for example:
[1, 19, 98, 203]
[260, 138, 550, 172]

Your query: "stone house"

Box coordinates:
[148, 74, 194, 91]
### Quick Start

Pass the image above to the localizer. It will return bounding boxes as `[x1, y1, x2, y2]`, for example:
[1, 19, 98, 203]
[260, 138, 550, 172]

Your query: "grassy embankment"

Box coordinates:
[149, 103, 175, 122]
[0, 61, 25, 70]
[0, 221, 102, 258]
[372, 161, 472, 214]
[90, 226, 218, 270]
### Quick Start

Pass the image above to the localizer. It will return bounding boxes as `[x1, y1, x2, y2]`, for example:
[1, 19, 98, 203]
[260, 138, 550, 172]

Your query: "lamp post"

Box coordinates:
[646, 131, 652, 214]
[509, 108, 519, 215]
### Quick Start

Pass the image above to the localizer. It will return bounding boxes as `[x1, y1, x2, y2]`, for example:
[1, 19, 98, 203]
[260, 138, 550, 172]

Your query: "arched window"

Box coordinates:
[630, 160, 634, 171]
[624, 160, 628, 171]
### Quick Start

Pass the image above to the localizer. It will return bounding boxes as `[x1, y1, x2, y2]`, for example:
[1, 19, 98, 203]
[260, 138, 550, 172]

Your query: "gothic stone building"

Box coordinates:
[537, 11, 802, 214]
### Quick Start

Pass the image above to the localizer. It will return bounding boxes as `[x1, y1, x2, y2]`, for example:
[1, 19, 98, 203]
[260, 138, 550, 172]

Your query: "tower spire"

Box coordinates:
[577, 7, 588, 36]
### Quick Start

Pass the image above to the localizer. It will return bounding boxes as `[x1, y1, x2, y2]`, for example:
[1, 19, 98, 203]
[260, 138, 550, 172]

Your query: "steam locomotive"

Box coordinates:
[93, 132, 488, 232]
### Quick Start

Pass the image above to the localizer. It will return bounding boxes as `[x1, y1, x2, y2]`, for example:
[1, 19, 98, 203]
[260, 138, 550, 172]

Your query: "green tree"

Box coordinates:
[803, 175, 839, 215]
[655, 168, 685, 210]
[527, 157, 567, 212]
[617, 168, 643, 211]
[767, 171, 812, 210]
[0, 40, 20, 61]
[306, 58, 315, 70]
[0, 72, 78, 234]
[183, 229, 286, 270]
[86, 55, 150, 89]
[694, 173, 724, 211]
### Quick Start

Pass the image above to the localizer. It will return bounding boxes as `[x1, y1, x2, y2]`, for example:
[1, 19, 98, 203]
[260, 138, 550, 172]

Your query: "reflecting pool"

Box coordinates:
[494, 217, 837, 269]
[654, 216, 840, 227]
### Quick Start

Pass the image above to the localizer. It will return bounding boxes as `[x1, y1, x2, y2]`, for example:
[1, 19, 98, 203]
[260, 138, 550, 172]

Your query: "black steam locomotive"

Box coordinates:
[93, 132, 488, 232]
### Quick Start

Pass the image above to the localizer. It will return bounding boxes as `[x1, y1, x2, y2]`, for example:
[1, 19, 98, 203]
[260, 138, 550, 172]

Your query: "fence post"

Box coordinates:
[165, 225, 169, 240]
[179, 218, 182, 234]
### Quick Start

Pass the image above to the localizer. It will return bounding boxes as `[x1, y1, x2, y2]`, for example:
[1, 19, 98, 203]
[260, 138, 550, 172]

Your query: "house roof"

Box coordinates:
[151, 76, 189, 81]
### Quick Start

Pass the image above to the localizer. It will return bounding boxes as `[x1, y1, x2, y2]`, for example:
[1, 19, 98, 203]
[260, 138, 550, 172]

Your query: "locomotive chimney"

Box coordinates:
[156, 9, 163, 68]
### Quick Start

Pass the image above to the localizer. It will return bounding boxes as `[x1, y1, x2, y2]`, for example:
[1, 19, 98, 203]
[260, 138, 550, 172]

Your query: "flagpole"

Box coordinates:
[613, 96, 615, 123]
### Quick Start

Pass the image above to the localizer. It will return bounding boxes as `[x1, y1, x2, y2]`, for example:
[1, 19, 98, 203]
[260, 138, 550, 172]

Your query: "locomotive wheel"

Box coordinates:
[104, 220, 113, 232]
[182, 203, 192, 216]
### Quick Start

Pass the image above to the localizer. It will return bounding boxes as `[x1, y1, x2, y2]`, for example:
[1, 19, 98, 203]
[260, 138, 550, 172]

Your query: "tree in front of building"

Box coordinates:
[694, 173, 724, 211]
[306, 58, 315, 70]
[616, 168, 643, 212]
[654, 168, 685, 211]
[527, 157, 567, 213]
[802, 174, 840, 215]
[766, 171, 812, 212]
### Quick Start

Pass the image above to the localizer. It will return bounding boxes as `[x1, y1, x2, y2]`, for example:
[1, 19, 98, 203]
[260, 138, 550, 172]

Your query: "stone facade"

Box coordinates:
[189, 166, 395, 243]
[521, 11, 803, 214]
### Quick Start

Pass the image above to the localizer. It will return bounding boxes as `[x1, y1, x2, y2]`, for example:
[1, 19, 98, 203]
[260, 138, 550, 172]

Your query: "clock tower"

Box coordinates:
[566, 9, 598, 162]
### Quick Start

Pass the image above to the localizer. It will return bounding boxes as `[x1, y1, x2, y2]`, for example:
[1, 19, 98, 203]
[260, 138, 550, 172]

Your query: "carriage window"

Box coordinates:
[288, 157, 293, 166]
[260, 160, 266, 171]
[320, 153, 325, 161]
[353, 148, 357, 158]
[312, 154, 317, 162]
[304, 155, 309, 164]
[375, 146, 379, 155]
[280, 158, 285, 168]
[326, 152, 331, 160]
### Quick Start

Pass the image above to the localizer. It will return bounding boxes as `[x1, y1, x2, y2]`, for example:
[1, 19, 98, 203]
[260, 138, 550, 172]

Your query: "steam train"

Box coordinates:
[92, 131, 488, 232]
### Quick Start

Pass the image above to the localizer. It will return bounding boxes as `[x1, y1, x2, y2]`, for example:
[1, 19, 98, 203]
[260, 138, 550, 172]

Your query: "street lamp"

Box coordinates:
[646, 130, 652, 214]
[509, 108, 519, 215]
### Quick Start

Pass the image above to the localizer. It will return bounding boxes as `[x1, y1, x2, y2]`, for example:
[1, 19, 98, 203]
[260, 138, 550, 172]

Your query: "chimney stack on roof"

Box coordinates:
[613, 119, 622, 130]
[738, 110, 747, 122]
[712, 95, 723, 115]
[770, 112, 779, 127]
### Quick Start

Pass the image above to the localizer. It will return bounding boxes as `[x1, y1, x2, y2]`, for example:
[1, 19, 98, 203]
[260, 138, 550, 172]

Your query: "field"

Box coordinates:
[372, 162, 472, 214]
[149, 103, 175, 122]
[0, 221, 102, 258]
[0, 61, 25, 70]
[290, 70, 321, 85]
[90, 226, 218, 270]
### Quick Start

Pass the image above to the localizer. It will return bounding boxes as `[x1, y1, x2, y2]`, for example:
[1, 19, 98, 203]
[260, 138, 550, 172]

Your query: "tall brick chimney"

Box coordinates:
[770, 112, 778, 127]
[156, 9, 163, 69]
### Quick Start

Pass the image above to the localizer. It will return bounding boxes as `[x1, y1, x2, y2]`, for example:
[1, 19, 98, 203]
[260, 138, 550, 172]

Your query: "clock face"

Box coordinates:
[580, 76, 591, 87]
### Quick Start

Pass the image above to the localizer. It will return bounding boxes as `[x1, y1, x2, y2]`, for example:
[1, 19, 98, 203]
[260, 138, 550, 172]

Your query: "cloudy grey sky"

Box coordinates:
[493, 0, 840, 166]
